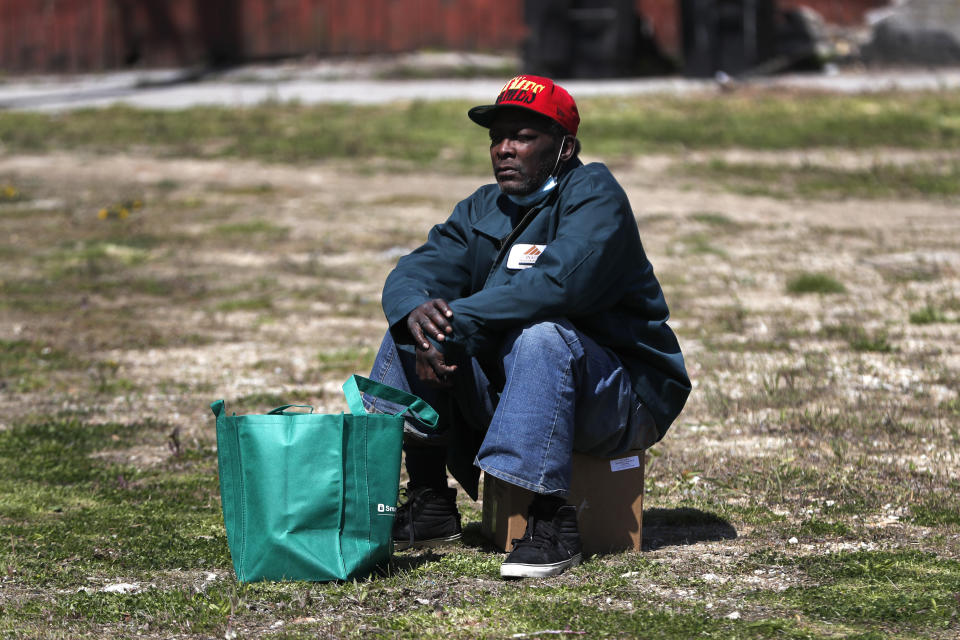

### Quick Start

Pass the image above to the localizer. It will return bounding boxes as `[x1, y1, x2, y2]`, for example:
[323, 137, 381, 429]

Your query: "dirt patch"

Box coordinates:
[1, 149, 959, 637]
[1, 148, 957, 451]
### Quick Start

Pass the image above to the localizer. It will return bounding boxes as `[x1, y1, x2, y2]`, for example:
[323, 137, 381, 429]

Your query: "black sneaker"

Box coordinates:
[393, 485, 462, 551]
[500, 496, 582, 579]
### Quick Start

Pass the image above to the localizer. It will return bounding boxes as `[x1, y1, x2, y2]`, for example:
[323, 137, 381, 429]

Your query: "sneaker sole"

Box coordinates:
[500, 553, 582, 578]
[394, 532, 463, 552]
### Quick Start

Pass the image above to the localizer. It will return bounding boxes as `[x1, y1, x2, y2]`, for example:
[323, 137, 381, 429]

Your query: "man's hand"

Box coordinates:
[407, 299, 454, 350]
[415, 343, 457, 388]
[407, 299, 457, 387]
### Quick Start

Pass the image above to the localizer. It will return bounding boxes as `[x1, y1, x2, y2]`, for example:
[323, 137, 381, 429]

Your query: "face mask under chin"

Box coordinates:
[503, 135, 567, 207]
[506, 174, 558, 207]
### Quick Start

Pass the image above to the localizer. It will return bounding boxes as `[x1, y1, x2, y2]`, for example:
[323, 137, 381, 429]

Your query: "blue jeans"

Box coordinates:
[367, 319, 656, 497]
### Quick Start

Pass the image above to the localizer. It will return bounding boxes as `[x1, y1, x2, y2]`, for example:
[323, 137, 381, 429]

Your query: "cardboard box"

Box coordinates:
[481, 450, 645, 555]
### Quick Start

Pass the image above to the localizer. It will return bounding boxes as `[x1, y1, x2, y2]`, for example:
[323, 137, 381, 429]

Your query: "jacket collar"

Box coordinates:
[471, 158, 584, 240]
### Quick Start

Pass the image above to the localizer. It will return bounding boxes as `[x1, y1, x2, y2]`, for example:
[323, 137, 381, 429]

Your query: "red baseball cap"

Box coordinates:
[468, 75, 580, 136]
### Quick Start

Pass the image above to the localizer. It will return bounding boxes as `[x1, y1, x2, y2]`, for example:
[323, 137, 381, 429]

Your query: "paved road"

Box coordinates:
[3, 66, 960, 111]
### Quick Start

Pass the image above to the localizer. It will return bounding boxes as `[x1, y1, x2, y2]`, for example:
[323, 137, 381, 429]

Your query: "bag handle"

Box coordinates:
[266, 404, 315, 415]
[342, 374, 438, 429]
[209, 401, 315, 417]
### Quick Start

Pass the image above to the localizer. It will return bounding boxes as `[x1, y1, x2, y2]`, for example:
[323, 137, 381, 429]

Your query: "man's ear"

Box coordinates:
[560, 136, 577, 162]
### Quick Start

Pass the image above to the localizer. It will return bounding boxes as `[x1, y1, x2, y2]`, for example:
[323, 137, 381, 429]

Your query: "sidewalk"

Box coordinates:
[3, 57, 960, 112]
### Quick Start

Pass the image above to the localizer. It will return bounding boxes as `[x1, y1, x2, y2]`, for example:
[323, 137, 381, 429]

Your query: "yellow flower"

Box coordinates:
[119, 208, 130, 219]
[98, 208, 109, 220]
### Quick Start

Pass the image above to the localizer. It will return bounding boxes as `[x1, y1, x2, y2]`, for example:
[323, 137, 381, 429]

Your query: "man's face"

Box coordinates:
[488, 110, 562, 196]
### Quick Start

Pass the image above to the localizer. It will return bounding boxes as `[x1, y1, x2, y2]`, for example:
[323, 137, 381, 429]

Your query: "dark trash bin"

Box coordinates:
[524, 0, 673, 78]
[680, 0, 776, 77]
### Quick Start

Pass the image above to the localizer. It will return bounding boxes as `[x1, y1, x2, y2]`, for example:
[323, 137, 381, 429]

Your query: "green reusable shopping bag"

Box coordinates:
[211, 375, 437, 582]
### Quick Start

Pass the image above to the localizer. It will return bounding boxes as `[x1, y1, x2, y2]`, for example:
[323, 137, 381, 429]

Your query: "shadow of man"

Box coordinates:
[641, 507, 738, 551]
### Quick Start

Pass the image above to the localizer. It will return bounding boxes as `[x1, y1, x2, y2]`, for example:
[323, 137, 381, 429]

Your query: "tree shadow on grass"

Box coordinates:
[641, 507, 737, 551]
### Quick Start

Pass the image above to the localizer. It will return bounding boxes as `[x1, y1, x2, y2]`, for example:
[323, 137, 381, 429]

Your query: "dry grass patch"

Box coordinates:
[1, 91, 959, 637]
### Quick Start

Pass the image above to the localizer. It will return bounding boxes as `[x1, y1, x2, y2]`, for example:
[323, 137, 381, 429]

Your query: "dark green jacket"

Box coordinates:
[383, 159, 690, 441]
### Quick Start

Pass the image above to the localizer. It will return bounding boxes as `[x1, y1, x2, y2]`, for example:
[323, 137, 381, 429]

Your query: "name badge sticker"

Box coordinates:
[609, 456, 640, 472]
[506, 244, 546, 270]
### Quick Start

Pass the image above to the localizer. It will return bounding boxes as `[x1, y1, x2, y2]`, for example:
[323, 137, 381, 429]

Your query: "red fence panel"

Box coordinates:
[0, 0, 885, 73]
[2, 0, 109, 72]
[0, 0, 528, 72]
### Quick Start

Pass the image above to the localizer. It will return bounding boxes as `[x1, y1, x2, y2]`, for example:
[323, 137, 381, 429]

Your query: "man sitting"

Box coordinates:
[366, 75, 690, 578]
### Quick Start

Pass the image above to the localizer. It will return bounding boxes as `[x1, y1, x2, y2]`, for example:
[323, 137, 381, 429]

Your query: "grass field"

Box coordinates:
[0, 87, 958, 639]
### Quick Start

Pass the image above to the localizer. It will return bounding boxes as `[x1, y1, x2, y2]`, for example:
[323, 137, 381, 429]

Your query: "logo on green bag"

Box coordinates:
[377, 503, 397, 516]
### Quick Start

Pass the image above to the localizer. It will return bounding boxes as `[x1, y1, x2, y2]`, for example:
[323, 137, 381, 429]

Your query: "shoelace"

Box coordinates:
[511, 516, 567, 553]
[395, 489, 419, 524]
[395, 487, 430, 547]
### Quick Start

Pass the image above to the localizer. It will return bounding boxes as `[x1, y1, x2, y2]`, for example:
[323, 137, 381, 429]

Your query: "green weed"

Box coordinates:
[793, 518, 854, 539]
[779, 551, 960, 628]
[367, 193, 446, 207]
[214, 296, 274, 313]
[690, 159, 960, 200]
[911, 504, 960, 527]
[690, 211, 740, 228]
[314, 346, 377, 375]
[0, 278, 74, 313]
[821, 324, 893, 353]
[584, 91, 960, 153]
[786, 272, 846, 295]
[211, 182, 276, 196]
[228, 391, 327, 415]
[0, 102, 489, 169]
[0, 417, 229, 591]
[213, 220, 289, 240]
[13, 585, 233, 633]
[0, 340, 86, 392]
[154, 178, 180, 190]
[710, 304, 748, 333]
[910, 483, 960, 526]
[231, 391, 296, 411]
[677, 232, 727, 257]
[940, 397, 960, 416]
[909, 305, 949, 324]
[91, 359, 137, 394]
[4, 91, 960, 168]
[42, 241, 151, 279]
[878, 263, 942, 283]
[702, 338, 793, 353]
